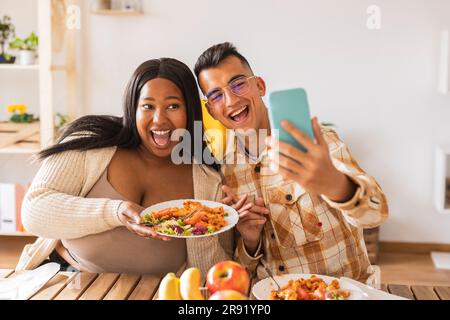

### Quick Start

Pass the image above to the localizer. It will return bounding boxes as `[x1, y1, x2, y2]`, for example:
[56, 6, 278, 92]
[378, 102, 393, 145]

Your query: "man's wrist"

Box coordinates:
[324, 172, 357, 203]
[243, 238, 260, 256]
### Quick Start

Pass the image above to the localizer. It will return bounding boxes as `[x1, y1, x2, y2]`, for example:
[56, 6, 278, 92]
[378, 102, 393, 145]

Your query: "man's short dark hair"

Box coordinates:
[194, 42, 253, 81]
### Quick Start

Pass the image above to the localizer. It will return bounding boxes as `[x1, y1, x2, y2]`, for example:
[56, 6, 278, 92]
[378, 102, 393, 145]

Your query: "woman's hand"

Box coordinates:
[221, 186, 268, 255]
[117, 201, 171, 241]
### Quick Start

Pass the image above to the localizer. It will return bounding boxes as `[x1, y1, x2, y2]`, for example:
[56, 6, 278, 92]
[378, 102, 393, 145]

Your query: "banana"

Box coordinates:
[180, 267, 205, 300]
[158, 272, 182, 300]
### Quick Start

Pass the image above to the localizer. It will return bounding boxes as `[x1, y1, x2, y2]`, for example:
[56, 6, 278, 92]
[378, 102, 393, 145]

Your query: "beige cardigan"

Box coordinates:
[18, 145, 234, 275]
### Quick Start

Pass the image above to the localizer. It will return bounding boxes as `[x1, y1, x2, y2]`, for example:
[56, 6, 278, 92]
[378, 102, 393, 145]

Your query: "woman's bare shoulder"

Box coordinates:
[108, 148, 145, 202]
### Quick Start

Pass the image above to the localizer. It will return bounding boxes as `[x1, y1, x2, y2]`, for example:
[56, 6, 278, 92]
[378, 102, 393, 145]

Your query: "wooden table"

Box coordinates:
[1, 268, 450, 300]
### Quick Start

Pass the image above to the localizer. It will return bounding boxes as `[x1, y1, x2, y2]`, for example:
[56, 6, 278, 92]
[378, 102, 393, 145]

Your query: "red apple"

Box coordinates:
[206, 260, 250, 295]
[209, 289, 248, 300]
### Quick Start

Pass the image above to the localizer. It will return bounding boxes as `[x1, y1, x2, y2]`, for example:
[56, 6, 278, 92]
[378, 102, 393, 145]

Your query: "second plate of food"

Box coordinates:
[252, 273, 368, 300]
[140, 199, 239, 239]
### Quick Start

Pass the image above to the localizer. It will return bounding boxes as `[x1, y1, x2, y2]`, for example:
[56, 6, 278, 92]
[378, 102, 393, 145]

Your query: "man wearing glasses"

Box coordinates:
[194, 42, 388, 282]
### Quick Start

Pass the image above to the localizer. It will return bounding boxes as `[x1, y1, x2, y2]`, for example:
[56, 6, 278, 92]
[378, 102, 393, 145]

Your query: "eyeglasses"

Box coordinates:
[205, 76, 257, 107]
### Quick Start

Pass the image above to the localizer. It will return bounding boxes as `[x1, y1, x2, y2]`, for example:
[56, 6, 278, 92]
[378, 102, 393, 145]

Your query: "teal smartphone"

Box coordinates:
[268, 88, 314, 152]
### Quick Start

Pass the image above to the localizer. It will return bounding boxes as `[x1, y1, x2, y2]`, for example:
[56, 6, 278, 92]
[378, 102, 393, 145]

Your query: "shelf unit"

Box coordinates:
[0, 0, 77, 155]
[91, 9, 143, 16]
[0, 64, 40, 70]
[0, 144, 39, 155]
[0, 1, 53, 155]
[0, 122, 40, 154]
[0, 0, 78, 236]
[89, 0, 143, 16]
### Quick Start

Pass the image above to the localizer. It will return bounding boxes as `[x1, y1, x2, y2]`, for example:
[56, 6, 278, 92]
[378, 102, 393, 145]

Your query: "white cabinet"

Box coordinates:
[434, 146, 450, 213]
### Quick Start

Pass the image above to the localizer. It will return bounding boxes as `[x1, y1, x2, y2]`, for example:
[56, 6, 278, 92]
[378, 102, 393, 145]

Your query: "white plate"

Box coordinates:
[252, 273, 368, 300]
[140, 199, 238, 239]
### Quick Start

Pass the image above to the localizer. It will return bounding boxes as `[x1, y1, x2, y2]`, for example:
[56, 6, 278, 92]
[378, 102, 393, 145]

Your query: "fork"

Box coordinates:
[264, 266, 281, 292]
[177, 207, 202, 220]
[128, 221, 159, 228]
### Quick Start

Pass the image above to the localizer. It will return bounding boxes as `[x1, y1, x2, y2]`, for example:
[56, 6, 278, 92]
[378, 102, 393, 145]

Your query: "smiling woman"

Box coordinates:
[136, 78, 187, 157]
[38, 58, 208, 163]
[19, 58, 233, 275]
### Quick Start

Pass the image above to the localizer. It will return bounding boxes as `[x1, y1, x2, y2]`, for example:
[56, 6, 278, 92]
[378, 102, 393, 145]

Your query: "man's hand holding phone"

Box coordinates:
[266, 117, 357, 203]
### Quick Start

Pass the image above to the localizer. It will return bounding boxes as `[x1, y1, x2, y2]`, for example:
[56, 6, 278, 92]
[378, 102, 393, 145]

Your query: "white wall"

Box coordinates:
[80, 0, 450, 243]
[1, 0, 450, 243]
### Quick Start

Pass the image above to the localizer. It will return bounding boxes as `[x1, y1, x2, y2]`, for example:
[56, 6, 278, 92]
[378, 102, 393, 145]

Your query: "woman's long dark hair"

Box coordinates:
[38, 58, 215, 168]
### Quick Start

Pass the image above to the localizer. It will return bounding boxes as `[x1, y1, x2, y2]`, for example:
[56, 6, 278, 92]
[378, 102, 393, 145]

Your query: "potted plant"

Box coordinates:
[55, 112, 70, 136]
[9, 32, 38, 65]
[6, 104, 38, 123]
[0, 15, 16, 64]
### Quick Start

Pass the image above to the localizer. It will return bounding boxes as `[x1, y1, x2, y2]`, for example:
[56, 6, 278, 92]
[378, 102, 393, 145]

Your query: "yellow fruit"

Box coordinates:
[158, 272, 182, 300]
[180, 267, 204, 300]
[201, 100, 226, 161]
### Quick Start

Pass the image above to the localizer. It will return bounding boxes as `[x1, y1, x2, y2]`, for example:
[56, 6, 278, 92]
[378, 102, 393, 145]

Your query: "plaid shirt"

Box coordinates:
[222, 126, 388, 282]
